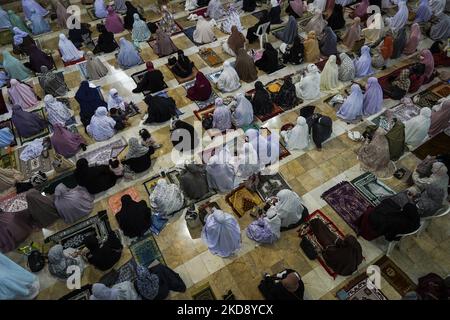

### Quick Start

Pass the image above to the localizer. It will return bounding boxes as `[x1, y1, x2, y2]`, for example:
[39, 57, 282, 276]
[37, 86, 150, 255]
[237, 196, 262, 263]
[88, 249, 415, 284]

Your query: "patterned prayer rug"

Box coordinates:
[199, 48, 223, 67]
[377, 64, 413, 99]
[198, 201, 220, 225]
[260, 127, 291, 161]
[0, 119, 17, 147]
[0, 193, 27, 212]
[86, 7, 101, 21]
[183, 26, 200, 46]
[99, 259, 138, 287]
[44, 210, 112, 249]
[129, 233, 165, 267]
[166, 64, 199, 84]
[225, 185, 264, 218]
[108, 187, 141, 214]
[18, 109, 50, 144]
[351, 173, 396, 206]
[370, 102, 420, 130]
[431, 82, 450, 97]
[298, 210, 345, 279]
[130, 69, 168, 96]
[413, 90, 441, 109]
[143, 174, 162, 196]
[75, 137, 127, 165]
[193, 104, 215, 122]
[321, 181, 372, 233]
[192, 283, 217, 300]
[207, 70, 223, 83]
[183, 79, 219, 109]
[374, 256, 417, 296]
[340, 273, 388, 300]
[17, 148, 52, 178]
[77, 61, 88, 80]
[412, 132, 450, 159]
[0, 149, 17, 169]
[256, 172, 291, 200]
[59, 284, 92, 300]
[148, 20, 184, 41]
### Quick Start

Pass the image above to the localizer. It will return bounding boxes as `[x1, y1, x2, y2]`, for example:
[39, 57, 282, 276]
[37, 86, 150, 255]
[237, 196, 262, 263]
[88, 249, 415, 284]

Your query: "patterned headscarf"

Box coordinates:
[136, 265, 159, 300]
[393, 69, 410, 92]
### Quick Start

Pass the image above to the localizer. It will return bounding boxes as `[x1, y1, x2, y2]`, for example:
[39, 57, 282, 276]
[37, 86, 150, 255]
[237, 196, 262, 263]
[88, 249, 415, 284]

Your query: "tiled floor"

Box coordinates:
[1, 0, 449, 300]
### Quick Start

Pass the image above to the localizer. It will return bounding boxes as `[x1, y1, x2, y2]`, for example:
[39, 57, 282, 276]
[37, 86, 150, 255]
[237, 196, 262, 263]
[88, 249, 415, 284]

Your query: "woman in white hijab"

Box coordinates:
[44, 94, 73, 126]
[193, 16, 216, 44]
[246, 208, 281, 244]
[404, 107, 431, 149]
[304, 9, 327, 35]
[413, 162, 449, 202]
[245, 129, 279, 167]
[86, 107, 116, 141]
[202, 208, 241, 257]
[58, 34, 84, 62]
[386, 0, 408, 34]
[281, 116, 309, 151]
[149, 179, 184, 217]
[212, 98, 232, 131]
[90, 282, 139, 300]
[362, 12, 384, 45]
[48, 244, 85, 280]
[206, 154, 236, 192]
[107, 88, 126, 112]
[320, 55, 341, 92]
[266, 189, 307, 229]
[233, 142, 260, 180]
[295, 64, 321, 100]
[232, 93, 253, 128]
[216, 60, 241, 92]
[206, 0, 224, 20]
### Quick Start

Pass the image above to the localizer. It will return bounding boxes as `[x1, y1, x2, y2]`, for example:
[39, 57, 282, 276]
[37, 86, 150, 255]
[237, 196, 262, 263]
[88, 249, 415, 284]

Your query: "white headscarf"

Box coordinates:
[320, 55, 341, 92]
[193, 16, 215, 44]
[90, 282, 139, 300]
[86, 107, 116, 141]
[149, 179, 184, 215]
[58, 33, 84, 62]
[212, 98, 232, 131]
[404, 107, 432, 148]
[44, 94, 72, 126]
[308, 0, 326, 11]
[217, 60, 240, 92]
[235, 142, 260, 179]
[107, 88, 126, 111]
[232, 93, 253, 127]
[296, 64, 321, 100]
[206, 154, 236, 192]
[285, 116, 309, 150]
[264, 207, 281, 239]
[273, 189, 305, 228]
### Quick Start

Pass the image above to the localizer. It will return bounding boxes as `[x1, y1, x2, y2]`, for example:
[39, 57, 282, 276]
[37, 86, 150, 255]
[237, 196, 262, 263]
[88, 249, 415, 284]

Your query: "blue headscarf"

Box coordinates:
[354, 46, 373, 78]
[414, 0, 432, 23]
[337, 84, 364, 122]
[117, 37, 142, 69]
[30, 9, 51, 35]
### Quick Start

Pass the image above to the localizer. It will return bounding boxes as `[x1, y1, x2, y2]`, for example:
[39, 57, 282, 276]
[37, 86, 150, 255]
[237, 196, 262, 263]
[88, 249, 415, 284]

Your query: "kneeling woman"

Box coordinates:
[82, 232, 123, 271]
[266, 189, 308, 231]
[247, 209, 281, 244]
[75, 158, 118, 194]
[149, 179, 184, 217]
[122, 137, 154, 174]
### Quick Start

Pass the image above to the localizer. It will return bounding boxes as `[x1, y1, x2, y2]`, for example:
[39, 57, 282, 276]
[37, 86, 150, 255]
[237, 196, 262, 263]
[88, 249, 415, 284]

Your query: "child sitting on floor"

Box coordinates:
[109, 158, 124, 177]
[139, 128, 162, 149]
[109, 107, 128, 131]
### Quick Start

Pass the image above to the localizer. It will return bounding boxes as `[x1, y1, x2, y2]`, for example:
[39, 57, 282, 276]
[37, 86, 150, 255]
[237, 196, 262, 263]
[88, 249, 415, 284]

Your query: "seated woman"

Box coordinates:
[82, 232, 123, 271]
[144, 94, 177, 124]
[362, 12, 384, 45]
[420, 49, 434, 83]
[212, 98, 232, 131]
[58, 34, 84, 63]
[266, 189, 308, 231]
[386, 0, 408, 34]
[408, 63, 426, 93]
[11, 104, 47, 139]
[170, 119, 199, 152]
[38, 66, 69, 97]
[327, 4, 345, 30]
[105, 6, 124, 34]
[0, 253, 40, 300]
[116, 195, 152, 238]
[29, 9, 51, 35]
[246, 10, 270, 44]
[94, 0, 108, 18]
[48, 244, 84, 280]
[338, 53, 356, 82]
[281, 116, 309, 151]
[429, 12, 450, 41]
[269, 0, 282, 24]
[51, 124, 86, 158]
[221, 4, 243, 34]
[90, 282, 139, 300]
[354, 45, 373, 78]
[222, 25, 246, 57]
[206, 154, 236, 193]
[107, 88, 139, 114]
[12, 27, 36, 56]
[414, 0, 432, 23]
[404, 107, 431, 149]
[75, 81, 107, 128]
[7, 79, 39, 109]
[303, 31, 320, 63]
[275, 76, 299, 110]
[132, 62, 165, 94]
[250, 81, 273, 116]
[122, 137, 154, 174]
[54, 184, 94, 224]
[383, 69, 411, 100]
[85, 51, 109, 80]
[75, 158, 117, 194]
[26, 188, 60, 227]
[295, 64, 321, 100]
[255, 43, 279, 74]
[117, 38, 143, 69]
[0, 128, 15, 148]
[247, 206, 281, 244]
[153, 28, 178, 58]
[401, 185, 446, 217]
[246, 128, 279, 166]
[358, 127, 395, 178]
[282, 35, 304, 65]
[93, 23, 119, 54]
[68, 23, 94, 49]
[320, 55, 341, 92]
[232, 93, 253, 128]
[44, 95, 73, 127]
[275, 15, 298, 45]
[124, 1, 144, 30]
[413, 161, 449, 201]
[26, 45, 54, 73]
[193, 16, 216, 44]
[0, 207, 33, 253]
[168, 50, 194, 78]
[391, 27, 407, 59]
[187, 72, 212, 101]
[202, 207, 241, 257]
[309, 113, 332, 150]
[232, 142, 260, 180]
[259, 269, 304, 300]
[305, 10, 327, 35]
[206, 0, 224, 20]
[403, 23, 421, 55]
[385, 118, 406, 161]
[2, 50, 32, 81]
[319, 26, 338, 57]
[337, 84, 364, 123]
[132, 13, 151, 43]
[216, 61, 241, 93]
[8, 10, 30, 33]
[429, 98, 450, 137]
[178, 164, 210, 200]
[87, 107, 116, 141]
[234, 48, 258, 82]
[149, 179, 184, 217]
[342, 17, 361, 50]
[363, 77, 383, 116]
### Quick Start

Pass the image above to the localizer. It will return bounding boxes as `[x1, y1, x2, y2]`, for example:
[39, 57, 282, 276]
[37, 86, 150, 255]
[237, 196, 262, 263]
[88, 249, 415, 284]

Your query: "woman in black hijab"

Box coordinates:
[255, 43, 279, 73]
[116, 195, 152, 238]
[83, 232, 123, 271]
[308, 113, 332, 150]
[319, 26, 338, 57]
[124, 1, 145, 30]
[168, 50, 194, 78]
[25, 45, 55, 72]
[93, 24, 119, 54]
[74, 158, 117, 194]
[132, 62, 166, 94]
[247, 10, 271, 43]
[74, 80, 107, 128]
[68, 23, 93, 49]
[170, 119, 199, 152]
[250, 81, 273, 116]
[274, 76, 299, 110]
[144, 94, 177, 124]
[178, 164, 209, 199]
[391, 27, 407, 59]
[282, 35, 304, 65]
[327, 4, 345, 30]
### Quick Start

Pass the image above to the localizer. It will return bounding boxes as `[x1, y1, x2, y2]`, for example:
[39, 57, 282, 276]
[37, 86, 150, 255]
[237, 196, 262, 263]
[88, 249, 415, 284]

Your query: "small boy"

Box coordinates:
[109, 158, 124, 177]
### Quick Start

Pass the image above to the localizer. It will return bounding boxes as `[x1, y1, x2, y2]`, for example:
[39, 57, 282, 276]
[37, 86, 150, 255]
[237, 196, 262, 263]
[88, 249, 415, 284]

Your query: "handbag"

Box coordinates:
[300, 236, 318, 260]
[51, 154, 74, 173]
[27, 250, 45, 273]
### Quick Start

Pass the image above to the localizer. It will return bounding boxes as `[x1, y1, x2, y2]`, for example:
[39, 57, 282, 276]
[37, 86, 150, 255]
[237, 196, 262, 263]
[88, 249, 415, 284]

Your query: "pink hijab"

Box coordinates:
[420, 49, 434, 80]
[354, 0, 369, 18]
[429, 99, 450, 137]
[7, 79, 39, 109]
[105, 6, 124, 34]
[403, 23, 421, 55]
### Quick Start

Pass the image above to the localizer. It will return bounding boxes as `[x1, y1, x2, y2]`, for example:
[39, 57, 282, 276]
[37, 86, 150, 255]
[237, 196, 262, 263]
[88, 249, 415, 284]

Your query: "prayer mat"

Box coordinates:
[166, 169, 216, 208]
[143, 174, 162, 196]
[17, 148, 52, 178]
[86, 7, 102, 21]
[412, 131, 450, 159]
[18, 109, 50, 144]
[154, 91, 184, 116]
[433, 83, 450, 98]
[374, 256, 416, 296]
[256, 172, 291, 200]
[59, 284, 92, 300]
[0, 149, 17, 169]
[199, 48, 223, 67]
[298, 210, 346, 279]
[370, 102, 420, 130]
[108, 187, 141, 214]
[130, 68, 168, 96]
[260, 127, 291, 161]
[0, 193, 27, 212]
[192, 283, 217, 300]
[167, 65, 199, 84]
[99, 259, 138, 287]
[129, 233, 165, 267]
[40, 171, 77, 195]
[225, 185, 264, 218]
[340, 273, 388, 300]
[183, 79, 219, 109]
[351, 173, 395, 206]
[183, 26, 201, 46]
[207, 70, 223, 83]
[321, 181, 372, 233]
[413, 90, 442, 109]
[148, 20, 184, 41]
[0, 119, 17, 147]
[44, 210, 113, 249]
[58, 49, 86, 67]
[255, 104, 284, 122]
[75, 137, 127, 165]
[77, 61, 88, 80]
[198, 201, 220, 225]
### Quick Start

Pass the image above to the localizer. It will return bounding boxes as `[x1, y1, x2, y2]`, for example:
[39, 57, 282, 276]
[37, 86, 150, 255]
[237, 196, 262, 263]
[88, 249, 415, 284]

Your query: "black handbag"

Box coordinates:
[300, 236, 318, 260]
[27, 250, 45, 273]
